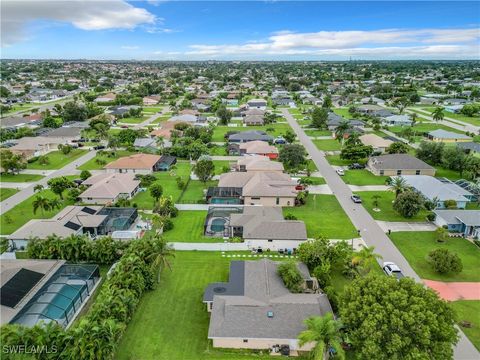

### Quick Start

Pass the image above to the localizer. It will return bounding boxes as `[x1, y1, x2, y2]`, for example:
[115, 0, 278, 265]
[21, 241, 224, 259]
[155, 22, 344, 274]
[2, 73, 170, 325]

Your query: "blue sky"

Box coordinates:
[1, 1, 479, 60]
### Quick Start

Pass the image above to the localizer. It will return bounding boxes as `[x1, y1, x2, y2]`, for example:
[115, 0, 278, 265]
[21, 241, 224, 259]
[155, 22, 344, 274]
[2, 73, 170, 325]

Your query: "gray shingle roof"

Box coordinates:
[401, 175, 472, 202]
[428, 129, 472, 140]
[369, 154, 434, 171]
[433, 210, 480, 226]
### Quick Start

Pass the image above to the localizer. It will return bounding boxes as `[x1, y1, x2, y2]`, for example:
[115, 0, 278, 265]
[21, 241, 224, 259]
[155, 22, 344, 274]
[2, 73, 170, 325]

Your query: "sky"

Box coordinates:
[1, 1, 479, 60]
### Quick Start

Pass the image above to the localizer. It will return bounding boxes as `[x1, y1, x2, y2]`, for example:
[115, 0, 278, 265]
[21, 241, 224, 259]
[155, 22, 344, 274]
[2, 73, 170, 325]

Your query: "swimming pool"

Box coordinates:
[211, 198, 241, 204]
[211, 218, 226, 232]
[44, 284, 84, 321]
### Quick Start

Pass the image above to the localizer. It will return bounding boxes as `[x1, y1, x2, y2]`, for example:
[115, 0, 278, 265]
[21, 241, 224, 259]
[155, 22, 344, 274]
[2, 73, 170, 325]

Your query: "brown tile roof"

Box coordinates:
[104, 153, 161, 170]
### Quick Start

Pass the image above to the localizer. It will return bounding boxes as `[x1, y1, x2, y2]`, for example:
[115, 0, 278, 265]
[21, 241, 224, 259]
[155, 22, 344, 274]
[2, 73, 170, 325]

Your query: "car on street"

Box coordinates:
[351, 195, 362, 203]
[336, 169, 345, 176]
[383, 262, 405, 280]
[349, 163, 365, 170]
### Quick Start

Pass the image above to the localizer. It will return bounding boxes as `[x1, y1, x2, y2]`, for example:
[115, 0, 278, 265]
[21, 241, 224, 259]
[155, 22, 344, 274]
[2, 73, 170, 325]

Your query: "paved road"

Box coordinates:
[135, 105, 171, 128]
[0, 150, 97, 214]
[281, 109, 479, 359]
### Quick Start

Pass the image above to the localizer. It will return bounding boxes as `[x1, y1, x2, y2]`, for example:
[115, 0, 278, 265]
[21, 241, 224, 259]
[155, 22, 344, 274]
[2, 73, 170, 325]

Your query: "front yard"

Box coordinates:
[284, 194, 357, 239]
[212, 123, 293, 142]
[312, 139, 342, 151]
[450, 301, 480, 350]
[77, 150, 136, 171]
[0, 188, 19, 201]
[0, 173, 44, 182]
[342, 170, 388, 186]
[27, 149, 88, 170]
[389, 231, 480, 282]
[356, 191, 430, 222]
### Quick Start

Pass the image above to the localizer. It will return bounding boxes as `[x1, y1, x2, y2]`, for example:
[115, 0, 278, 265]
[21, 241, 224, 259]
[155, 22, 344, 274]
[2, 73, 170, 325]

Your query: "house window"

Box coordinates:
[379, 170, 384, 176]
[396, 170, 402, 175]
[251, 197, 260, 200]
[243, 339, 248, 343]
[276, 197, 280, 205]
[209, 302, 213, 310]
[268, 240, 273, 242]
[415, 170, 421, 175]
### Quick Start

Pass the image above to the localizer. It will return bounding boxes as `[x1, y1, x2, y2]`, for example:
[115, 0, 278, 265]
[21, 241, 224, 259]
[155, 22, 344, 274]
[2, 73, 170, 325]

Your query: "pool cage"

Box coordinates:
[204, 206, 243, 237]
[454, 179, 479, 202]
[206, 187, 243, 204]
[10, 264, 100, 328]
[85, 207, 138, 236]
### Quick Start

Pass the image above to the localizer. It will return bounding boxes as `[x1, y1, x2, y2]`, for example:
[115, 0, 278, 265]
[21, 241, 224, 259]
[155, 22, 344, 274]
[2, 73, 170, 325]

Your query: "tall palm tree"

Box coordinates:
[334, 121, 352, 145]
[388, 176, 408, 199]
[146, 234, 175, 283]
[33, 184, 44, 193]
[298, 313, 345, 360]
[431, 107, 444, 122]
[351, 245, 383, 274]
[49, 198, 62, 211]
[32, 195, 51, 216]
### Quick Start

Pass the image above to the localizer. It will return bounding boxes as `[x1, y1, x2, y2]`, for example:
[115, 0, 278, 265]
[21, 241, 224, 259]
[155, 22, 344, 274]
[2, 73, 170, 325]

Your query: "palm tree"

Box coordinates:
[334, 121, 352, 145]
[298, 313, 345, 360]
[33, 184, 44, 193]
[146, 234, 174, 283]
[49, 198, 62, 212]
[372, 194, 381, 208]
[432, 107, 444, 122]
[388, 176, 408, 198]
[351, 245, 382, 274]
[32, 195, 51, 216]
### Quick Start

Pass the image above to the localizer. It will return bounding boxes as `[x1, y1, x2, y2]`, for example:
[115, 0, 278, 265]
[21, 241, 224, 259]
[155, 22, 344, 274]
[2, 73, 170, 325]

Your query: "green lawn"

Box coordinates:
[208, 146, 228, 156]
[312, 139, 342, 151]
[212, 160, 232, 175]
[161, 211, 221, 243]
[0, 173, 44, 182]
[284, 194, 357, 239]
[410, 107, 480, 127]
[0, 188, 19, 201]
[325, 155, 357, 166]
[118, 116, 149, 124]
[27, 149, 88, 170]
[342, 170, 389, 185]
[77, 150, 136, 171]
[299, 176, 326, 185]
[116, 252, 274, 360]
[0, 189, 74, 235]
[389, 231, 480, 282]
[179, 180, 217, 204]
[305, 129, 332, 137]
[332, 108, 354, 119]
[357, 191, 430, 222]
[389, 123, 466, 137]
[450, 301, 480, 351]
[212, 123, 293, 142]
[132, 161, 192, 208]
[434, 165, 463, 181]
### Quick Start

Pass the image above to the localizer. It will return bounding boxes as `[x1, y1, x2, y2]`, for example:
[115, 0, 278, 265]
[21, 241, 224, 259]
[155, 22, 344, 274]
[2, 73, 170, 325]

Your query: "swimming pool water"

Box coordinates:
[44, 284, 83, 320]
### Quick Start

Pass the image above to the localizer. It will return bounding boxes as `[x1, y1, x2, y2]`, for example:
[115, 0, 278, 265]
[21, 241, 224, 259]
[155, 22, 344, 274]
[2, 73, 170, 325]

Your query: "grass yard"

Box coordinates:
[389, 123, 466, 137]
[284, 194, 357, 239]
[178, 180, 217, 204]
[132, 161, 192, 208]
[0, 188, 19, 201]
[332, 108, 354, 119]
[212, 160, 232, 175]
[161, 211, 221, 243]
[0, 189, 74, 235]
[299, 176, 326, 185]
[27, 149, 88, 170]
[77, 150, 136, 171]
[389, 231, 480, 282]
[342, 170, 389, 185]
[449, 301, 480, 351]
[212, 123, 293, 142]
[0, 173, 44, 182]
[208, 145, 228, 156]
[357, 191, 430, 222]
[304, 129, 332, 137]
[325, 155, 356, 166]
[410, 107, 480, 127]
[312, 139, 342, 151]
[434, 165, 463, 181]
[117, 116, 148, 124]
[116, 252, 274, 360]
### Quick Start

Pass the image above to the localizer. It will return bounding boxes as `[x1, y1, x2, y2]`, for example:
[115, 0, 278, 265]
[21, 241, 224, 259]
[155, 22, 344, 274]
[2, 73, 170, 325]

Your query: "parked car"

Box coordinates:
[351, 195, 362, 203]
[274, 136, 286, 145]
[121, 125, 129, 129]
[93, 145, 106, 150]
[336, 169, 345, 176]
[349, 163, 365, 170]
[383, 262, 405, 280]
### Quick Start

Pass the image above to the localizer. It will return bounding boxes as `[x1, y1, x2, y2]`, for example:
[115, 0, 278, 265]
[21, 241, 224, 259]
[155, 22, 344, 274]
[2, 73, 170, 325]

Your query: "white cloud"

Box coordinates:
[121, 45, 139, 50]
[1, 0, 156, 46]
[185, 28, 480, 59]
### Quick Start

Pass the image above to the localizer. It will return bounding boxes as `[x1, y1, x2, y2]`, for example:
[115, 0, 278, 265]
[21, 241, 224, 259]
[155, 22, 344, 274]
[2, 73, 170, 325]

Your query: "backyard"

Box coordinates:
[212, 123, 293, 142]
[27, 149, 87, 170]
[160, 211, 222, 243]
[389, 231, 480, 282]
[356, 191, 431, 222]
[284, 194, 357, 239]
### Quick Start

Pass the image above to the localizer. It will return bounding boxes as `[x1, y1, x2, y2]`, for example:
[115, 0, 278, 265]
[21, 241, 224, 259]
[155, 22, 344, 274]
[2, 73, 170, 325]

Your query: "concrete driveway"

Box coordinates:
[376, 221, 437, 232]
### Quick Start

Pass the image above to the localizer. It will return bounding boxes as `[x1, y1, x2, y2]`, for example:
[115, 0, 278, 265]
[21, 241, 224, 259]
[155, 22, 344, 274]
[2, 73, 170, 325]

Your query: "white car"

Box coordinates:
[336, 169, 345, 176]
[382, 262, 405, 280]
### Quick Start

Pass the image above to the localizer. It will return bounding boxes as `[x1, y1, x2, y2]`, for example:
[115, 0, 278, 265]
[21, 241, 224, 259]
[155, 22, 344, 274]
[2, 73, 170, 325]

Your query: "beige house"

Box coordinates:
[143, 96, 160, 105]
[359, 133, 393, 153]
[239, 140, 279, 159]
[104, 154, 162, 174]
[10, 136, 75, 159]
[203, 259, 332, 354]
[218, 171, 297, 206]
[235, 155, 284, 172]
[94, 92, 116, 103]
[367, 154, 436, 176]
[79, 173, 140, 204]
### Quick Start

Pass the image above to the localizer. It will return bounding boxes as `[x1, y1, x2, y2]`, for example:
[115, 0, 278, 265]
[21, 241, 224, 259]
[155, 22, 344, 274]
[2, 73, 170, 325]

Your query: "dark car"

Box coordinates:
[351, 195, 362, 203]
[349, 163, 365, 170]
[93, 145, 106, 150]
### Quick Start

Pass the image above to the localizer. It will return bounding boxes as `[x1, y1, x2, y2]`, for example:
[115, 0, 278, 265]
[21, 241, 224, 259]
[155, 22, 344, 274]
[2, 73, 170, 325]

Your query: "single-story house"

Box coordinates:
[8, 206, 138, 249]
[359, 134, 393, 153]
[169, 114, 198, 123]
[203, 259, 332, 352]
[143, 96, 160, 106]
[244, 115, 264, 126]
[433, 210, 480, 239]
[133, 138, 157, 152]
[357, 104, 383, 114]
[246, 99, 267, 110]
[457, 142, 480, 155]
[382, 114, 412, 126]
[401, 175, 474, 209]
[157, 155, 177, 171]
[9, 136, 76, 159]
[444, 98, 468, 106]
[228, 131, 273, 144]
[104, 154, 162, 174]
[427, 129, 472, 143]
[327, 115, 365, 131]
[218, 171, 297, 207]
[235, 155, 284, 172]
[367, 154, 435, 176]
[79, 173, 140, 205]
[239, 141, 279, 159]
[94, 93, 116, 103]
[444, 105, 464, 114]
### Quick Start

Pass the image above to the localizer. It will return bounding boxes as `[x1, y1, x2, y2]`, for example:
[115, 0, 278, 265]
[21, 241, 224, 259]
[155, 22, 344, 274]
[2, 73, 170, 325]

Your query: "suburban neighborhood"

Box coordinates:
[0, 1, 479, 359]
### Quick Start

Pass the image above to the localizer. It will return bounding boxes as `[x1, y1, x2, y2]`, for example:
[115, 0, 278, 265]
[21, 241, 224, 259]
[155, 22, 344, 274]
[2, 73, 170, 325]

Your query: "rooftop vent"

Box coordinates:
[267, 311, 274, 318]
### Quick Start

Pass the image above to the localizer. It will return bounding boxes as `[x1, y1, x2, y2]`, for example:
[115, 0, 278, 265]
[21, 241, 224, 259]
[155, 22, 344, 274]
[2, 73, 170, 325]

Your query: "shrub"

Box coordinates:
[427, 248, 463, 274]
[277, 261, 303, 293]
[80, 170, 92, 180]
[162, 218, 174, 232]
[284, 213, 297, 220]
